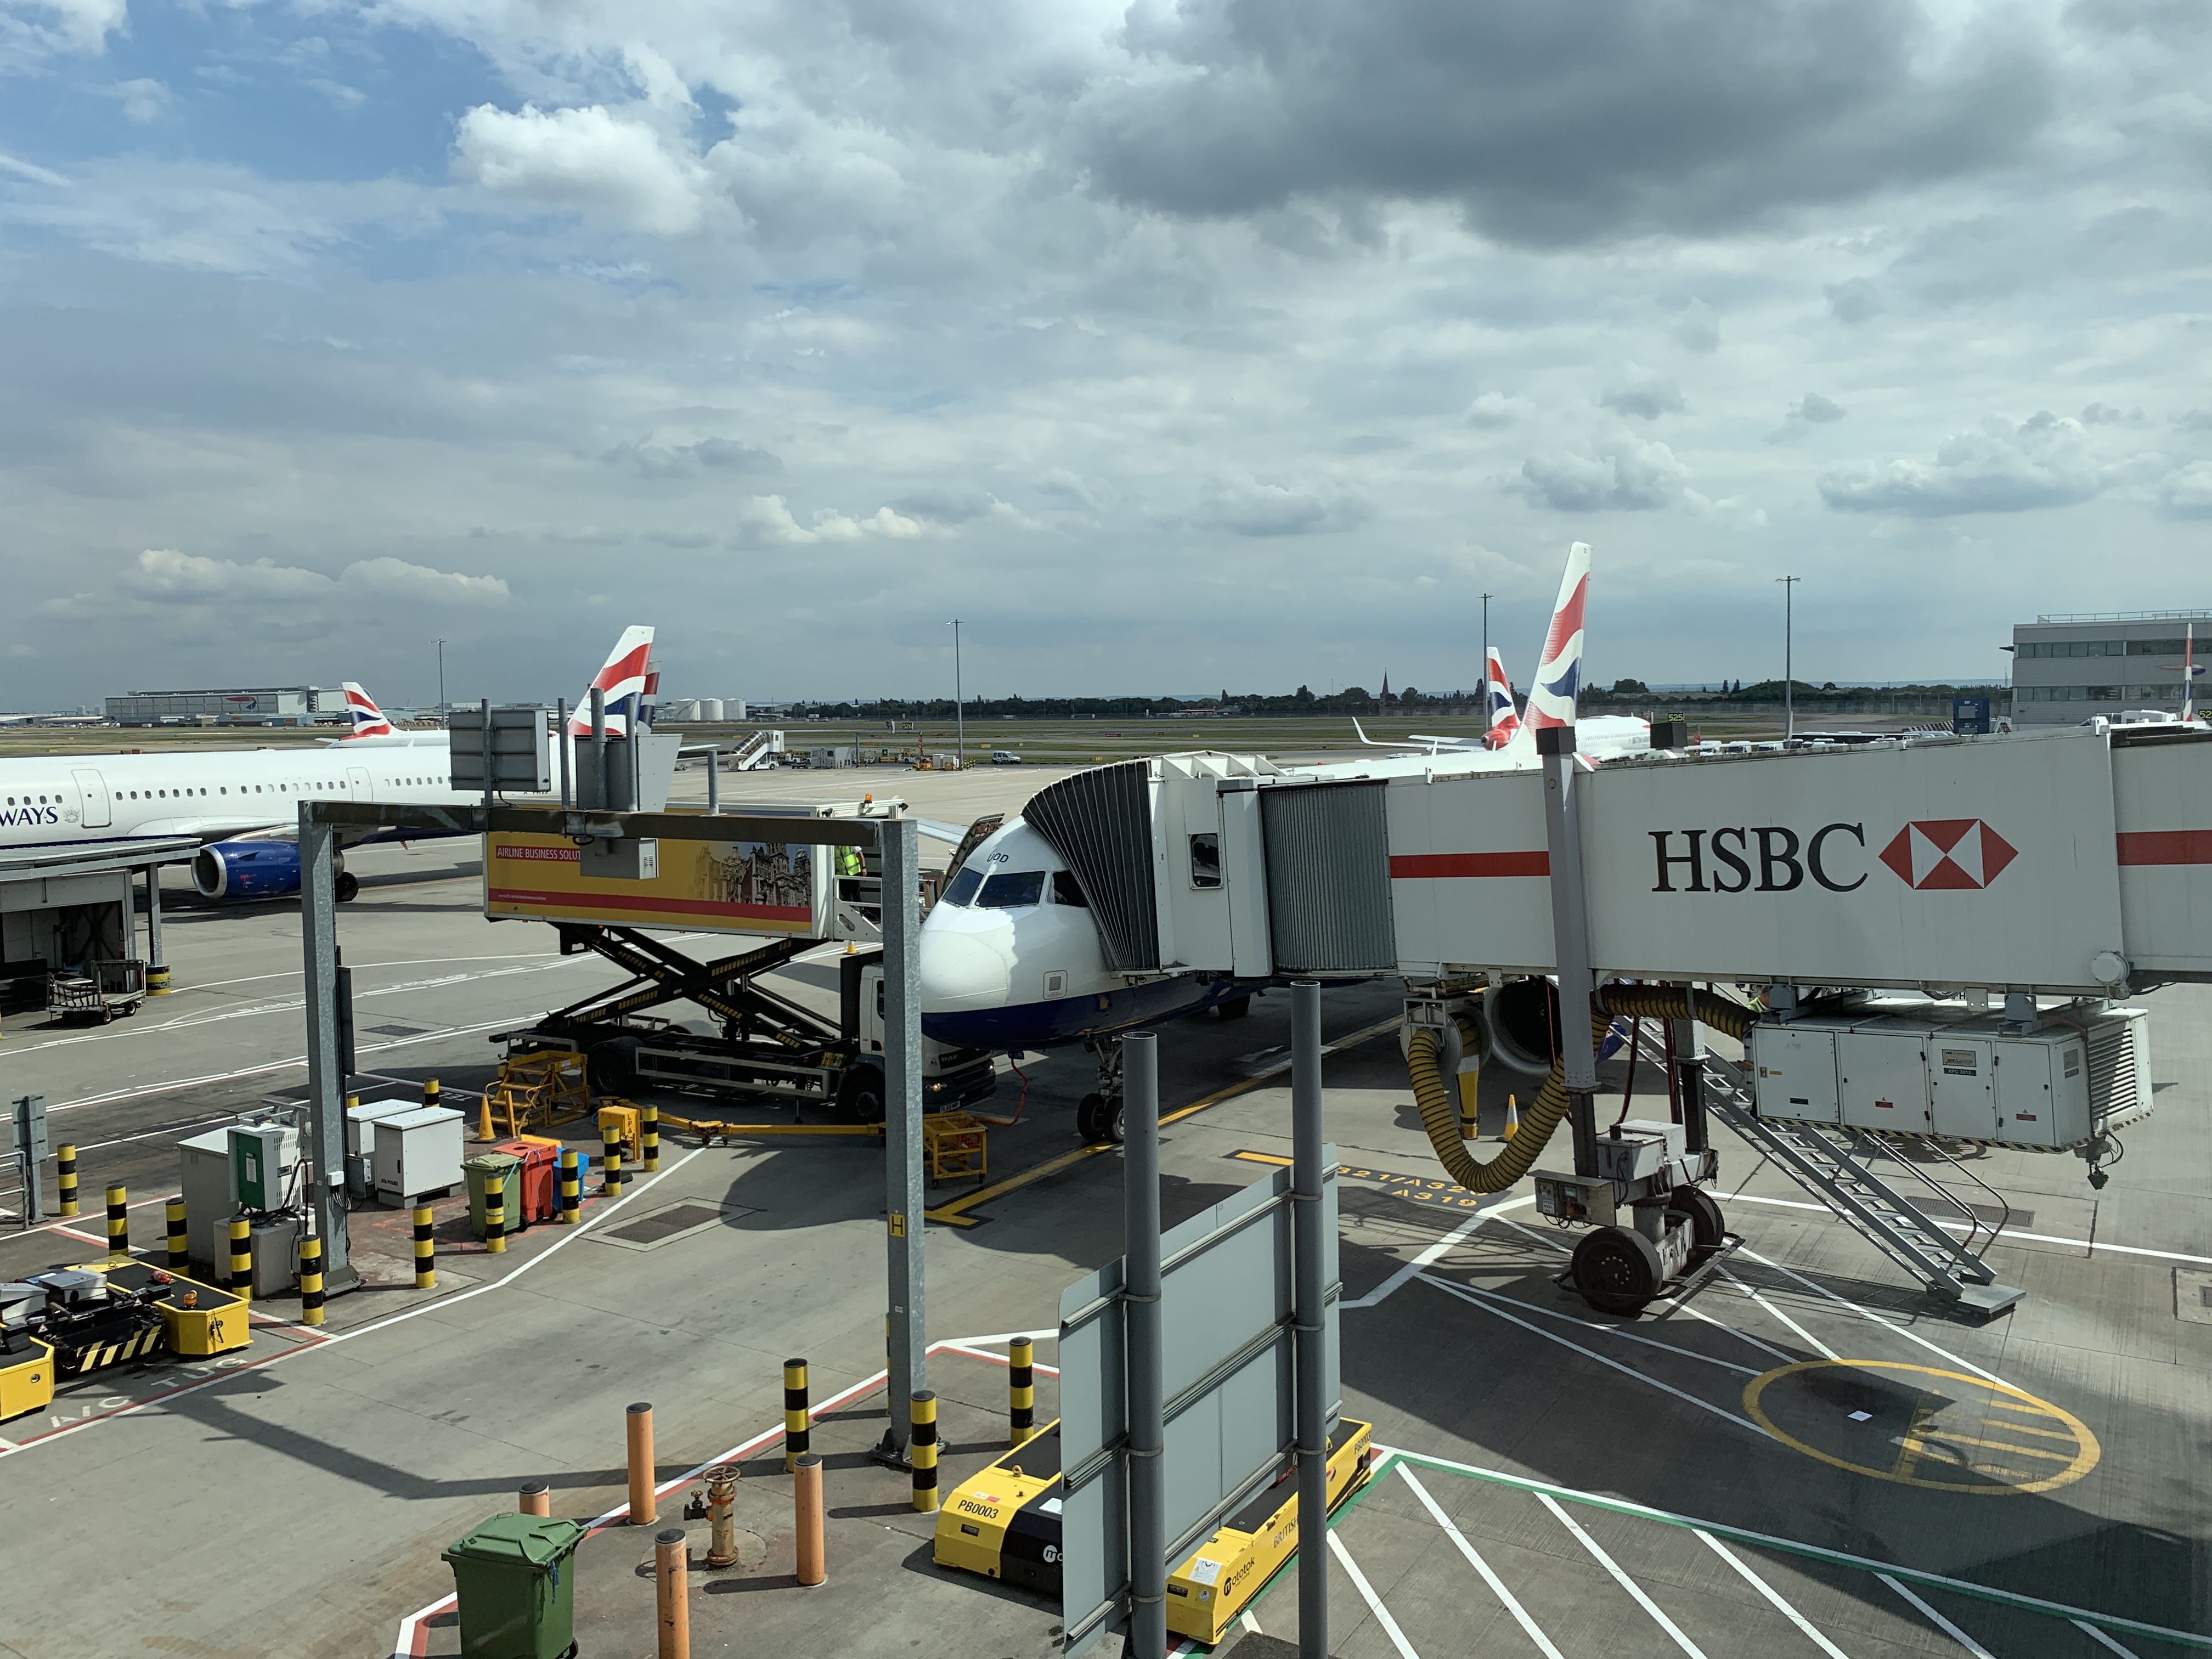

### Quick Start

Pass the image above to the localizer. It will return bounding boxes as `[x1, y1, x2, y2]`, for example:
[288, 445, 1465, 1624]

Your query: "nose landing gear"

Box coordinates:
[1075, 1038, 1125, 1144]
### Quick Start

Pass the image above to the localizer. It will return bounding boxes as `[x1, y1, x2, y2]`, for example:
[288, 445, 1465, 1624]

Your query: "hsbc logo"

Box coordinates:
[1651, 819, 2018, 895]
[1877, 819, 2018, 891]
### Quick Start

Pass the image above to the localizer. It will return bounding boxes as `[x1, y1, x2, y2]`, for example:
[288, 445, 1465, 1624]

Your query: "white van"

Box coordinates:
[990, 749, 1023, 765]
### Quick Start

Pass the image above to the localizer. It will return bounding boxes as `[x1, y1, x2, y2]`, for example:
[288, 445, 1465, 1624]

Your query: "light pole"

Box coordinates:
[1776, 577, 1801, 741]
[432, 639, 447, 714]
[1481, 591, 1493, 712]
[947, 619, 964, 768]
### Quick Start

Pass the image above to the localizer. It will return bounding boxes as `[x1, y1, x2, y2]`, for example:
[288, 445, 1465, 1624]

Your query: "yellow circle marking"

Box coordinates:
[1742, 1360, 2099, 1494]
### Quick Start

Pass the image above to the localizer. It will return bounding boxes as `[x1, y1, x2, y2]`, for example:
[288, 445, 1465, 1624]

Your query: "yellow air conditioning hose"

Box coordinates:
[1408, 986, 1757, 1195]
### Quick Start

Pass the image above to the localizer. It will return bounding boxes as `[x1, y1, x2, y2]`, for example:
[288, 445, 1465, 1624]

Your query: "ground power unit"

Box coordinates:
[1748, 1003, 2151, 1149]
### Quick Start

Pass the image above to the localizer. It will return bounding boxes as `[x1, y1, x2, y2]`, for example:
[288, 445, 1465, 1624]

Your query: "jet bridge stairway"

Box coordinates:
[1695, 1051, 2025, 1314]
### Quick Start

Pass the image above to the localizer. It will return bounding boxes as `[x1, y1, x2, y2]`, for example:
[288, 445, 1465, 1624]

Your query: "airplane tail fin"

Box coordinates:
[341, 682, 396, 740]
[1482, 647, 1523, 751]
[1523, 541, 1590, 735]
[566, 625, 657, 737]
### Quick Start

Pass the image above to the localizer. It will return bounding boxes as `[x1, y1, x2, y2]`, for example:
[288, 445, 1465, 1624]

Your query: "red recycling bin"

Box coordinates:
[489, 1139, 562, 1225]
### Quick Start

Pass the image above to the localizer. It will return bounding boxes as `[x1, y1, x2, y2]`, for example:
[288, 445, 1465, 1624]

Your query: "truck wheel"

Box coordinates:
[1571, 1225, 1663, 1316]
[586, 1036, 641, 1095]
[1667, 1185, 1725, 1251]
[839, 1068, 886, 1125]
[335, 872, 360, 902]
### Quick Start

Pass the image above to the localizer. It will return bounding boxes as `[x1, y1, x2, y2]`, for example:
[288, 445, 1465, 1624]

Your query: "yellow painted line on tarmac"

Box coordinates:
[923, 1015, 1401, 1228]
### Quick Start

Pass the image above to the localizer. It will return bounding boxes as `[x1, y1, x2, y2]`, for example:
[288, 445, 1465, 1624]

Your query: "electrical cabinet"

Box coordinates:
[373, 1106, 465, 1204]
[1836, 1023, 1936, 1135]
[1751, 1027, 1841, 1124]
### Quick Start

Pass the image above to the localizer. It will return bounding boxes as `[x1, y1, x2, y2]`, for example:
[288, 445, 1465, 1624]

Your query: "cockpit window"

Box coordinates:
[943, 867, 985, 907]
[978, 870, 1046, 909]
[1051, 870, 1087, 907]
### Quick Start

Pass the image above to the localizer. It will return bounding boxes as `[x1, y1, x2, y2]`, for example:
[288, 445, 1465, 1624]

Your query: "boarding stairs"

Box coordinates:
[1689, 1048, 2025, 1314]
[727, 730, 780, 771]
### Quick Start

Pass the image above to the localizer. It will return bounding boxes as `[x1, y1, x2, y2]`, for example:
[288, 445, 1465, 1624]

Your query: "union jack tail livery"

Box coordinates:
[1524, 540, 1590, 732]
[341, 683, 396, 740]
[567, 625, 658, 738]
[1482, 647, 1522, 751]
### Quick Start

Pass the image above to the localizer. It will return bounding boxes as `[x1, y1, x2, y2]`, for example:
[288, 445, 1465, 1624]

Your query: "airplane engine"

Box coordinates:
[193, 841, 353, 902]
[1485, 977, 1633, 1075]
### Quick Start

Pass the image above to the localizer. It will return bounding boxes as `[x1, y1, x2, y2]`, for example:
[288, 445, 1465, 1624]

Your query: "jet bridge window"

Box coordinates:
[978, 870, 1045, 909]
[1188, 832, 1222, 889]
[943, 866, 985, 907]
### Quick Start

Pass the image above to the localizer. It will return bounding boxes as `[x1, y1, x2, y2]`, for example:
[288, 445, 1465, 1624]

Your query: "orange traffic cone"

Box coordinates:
[477, 1095, 495, 1143]
[1502, 1093, 1520, 1142]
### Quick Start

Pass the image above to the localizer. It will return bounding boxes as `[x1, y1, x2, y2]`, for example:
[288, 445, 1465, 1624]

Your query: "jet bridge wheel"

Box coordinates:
[1667, 1184, 1724, 1250]
[334, 872, 359, 902]
[1570, 1224, 1663, 1316]
[1076, 1092, 1125, 1146]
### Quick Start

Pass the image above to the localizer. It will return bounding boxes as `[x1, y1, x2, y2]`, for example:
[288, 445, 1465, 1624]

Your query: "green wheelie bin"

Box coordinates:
[463, 1152, 524, 1241]
[441, 1513, 589, 1658]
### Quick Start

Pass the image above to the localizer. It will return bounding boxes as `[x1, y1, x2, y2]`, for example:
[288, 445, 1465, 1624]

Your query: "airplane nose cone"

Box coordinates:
[919, 928, 1012, 1012]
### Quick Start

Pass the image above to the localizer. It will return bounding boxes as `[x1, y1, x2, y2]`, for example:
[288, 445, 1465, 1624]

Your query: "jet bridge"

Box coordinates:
[1023, 724, 2210, 1312]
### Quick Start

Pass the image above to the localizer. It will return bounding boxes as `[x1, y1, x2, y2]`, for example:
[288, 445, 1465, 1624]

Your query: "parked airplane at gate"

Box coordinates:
[0, 627, 659, 904]
[918, 544, 1633, 1138]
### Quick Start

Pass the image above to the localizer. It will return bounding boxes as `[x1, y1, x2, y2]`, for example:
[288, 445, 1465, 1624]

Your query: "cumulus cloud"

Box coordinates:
[1818, 411, 2109, 515]
[1769, 391, 1847, 442]
[1194, 475, 1375, 536]
[1825, 278, 1887, 324]
[1600, 373, 1689, 421]
[1464, 392, 1533, 428]
[342, 556, 510, 606]
[123, 547, 332, 602]
[454, 104, 708, 234]
[606, 438, 782, 478]
[2080, 402, 2142, 425]
[732, 496, 929, 545]
[1, 0, 126, 59]
[2158, 461, 2212, 518]
[44, 549, 509, 617]
[1510, 436, 1696, 512]
[97, 78, 172, 125]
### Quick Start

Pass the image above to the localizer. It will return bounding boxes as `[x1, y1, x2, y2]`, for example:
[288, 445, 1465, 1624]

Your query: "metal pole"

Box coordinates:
[143, 865, 164, 974]
[706, 747, 720, 815]
[557, 698, 571, 811]
[1481, 592, 1493, 707]
[591, 687, 607, 810]
[1124, 1031, 1166, 1659]
[480, 696, 494, 813]
[1673, 984, 1708, 1156]
[1778, 575, 1801, 741]
[879, 818, 926, 1457]
[1538, 727, 1600, 1177]
[1290, 983, 1328, 1659]
[300, 814, 356, 1293]
[950, 618, 964, 769]
[434, 639, 445, 714]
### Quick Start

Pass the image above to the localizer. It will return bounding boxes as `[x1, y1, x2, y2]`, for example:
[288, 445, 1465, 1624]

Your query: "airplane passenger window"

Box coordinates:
[943, 867, 985, 907]
[978, 871, 1045, 909]
[1189, 833, 1222, 889]
[1051, 871, 1088, 907]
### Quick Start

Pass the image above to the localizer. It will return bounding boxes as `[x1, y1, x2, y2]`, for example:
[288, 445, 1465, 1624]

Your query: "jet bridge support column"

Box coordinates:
[878, 817, 927, 1460]
[1672, 989, 1707, 1158]
[300, 816, 357, 1295]
[1538, 727, 1600, 1176]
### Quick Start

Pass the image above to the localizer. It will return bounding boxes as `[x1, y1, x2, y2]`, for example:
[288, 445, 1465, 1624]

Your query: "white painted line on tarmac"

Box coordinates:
[1342, 1195, 1533, 1310]
[1420, 1276, 1765, 1436]
[1328, 1530, 1423, 1659]
[937, 1338, 1061, 1377]
[2073, 1620, 2143, 1658]
[1725, 1191, 2212, 1269]
[1537, 1490, 1709, 1658]
[1397, 1464, 1564, 1658]
[1694, 1530, 1852, 1658]
[1881, 1573, 1997, 1658]
[1714, 1266, 1841, 1362]
[1437, 1278, 1764, 1379]
[1734, 1246, 2007, 1387]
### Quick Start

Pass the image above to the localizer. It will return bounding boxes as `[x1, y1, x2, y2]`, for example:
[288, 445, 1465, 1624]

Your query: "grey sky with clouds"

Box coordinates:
[1, 0, 2208, 708]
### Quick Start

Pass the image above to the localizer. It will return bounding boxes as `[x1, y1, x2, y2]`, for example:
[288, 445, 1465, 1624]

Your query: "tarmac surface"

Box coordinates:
[1, 759, 2207, 1657]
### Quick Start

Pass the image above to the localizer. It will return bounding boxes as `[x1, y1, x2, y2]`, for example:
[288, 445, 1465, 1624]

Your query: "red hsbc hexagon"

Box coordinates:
[1876, 819, 2019, 890]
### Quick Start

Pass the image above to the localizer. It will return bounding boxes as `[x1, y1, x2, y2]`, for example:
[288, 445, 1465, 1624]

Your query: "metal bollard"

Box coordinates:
[484, 1172, 506, 1254]
[910, 1390, 939, 1513]
[794, 1454, 826, 1587]
[146, 965, 171, 996]
[654, 1527, 690, 1659]
[166, 1198, 188, 1271]
[56, 1143, 77, 1217]
[783, 1358, 810, 1473]
[627, 1402, 657, 1525]
[105, 1184, 129, 1261]
[229, 1216, 252, 1297]
[1009, 1337, 1036, 1446]
[519, 1480, 550, 1517]
[602, 1124, 624, 1197]
[642, 1102, 660, 1173]
[424, 1077, 442, 1109]
[413, 1204, 436, 1289]
[703, 1466, 741, 1568]
[300, 1236, 325, 1327]
[558, 1149, 580, 1224]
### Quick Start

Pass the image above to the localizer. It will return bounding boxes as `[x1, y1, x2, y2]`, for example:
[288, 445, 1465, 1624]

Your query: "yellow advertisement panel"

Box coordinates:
[485, 831, 827, 934]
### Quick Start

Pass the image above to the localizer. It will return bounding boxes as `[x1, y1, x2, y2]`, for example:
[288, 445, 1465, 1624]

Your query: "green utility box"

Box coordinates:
[463, 1153, 524, 1240]
[441, 1513, 588, 1658]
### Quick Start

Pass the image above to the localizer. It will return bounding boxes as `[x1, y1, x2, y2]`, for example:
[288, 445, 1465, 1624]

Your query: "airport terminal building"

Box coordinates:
[2010, 610, 2210, 724]
[105, 685, 350, 726]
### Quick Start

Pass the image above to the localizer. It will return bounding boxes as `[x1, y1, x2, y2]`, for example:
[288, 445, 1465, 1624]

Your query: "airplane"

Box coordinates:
[0, 628, 659, 904]
[918, 543, 1632, 1142]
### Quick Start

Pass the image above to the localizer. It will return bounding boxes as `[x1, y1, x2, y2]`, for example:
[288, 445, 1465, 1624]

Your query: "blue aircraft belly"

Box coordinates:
[923, 977, 1253, 1049]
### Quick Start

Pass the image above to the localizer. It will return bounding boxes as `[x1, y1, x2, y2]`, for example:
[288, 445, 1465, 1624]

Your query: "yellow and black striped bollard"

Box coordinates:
[413, 1204, 436, 1289]
[300, 1236, 324, 1327]
[910, 1391, 939, 1513]
[1009, 1337, 1036, 1447]
[229, 1216, 252, 1297]
[166, 1198, 188, 1271]
[602, 1124, 624, 1199]
[484, 1171, 507, 1254]
[424, 1077, 441, 1109]
[56, 1143, 78, 1216]
[641, 1103, 659, 1173]
[559, 1149, 580, 1224]
[105, 1185, 130, 1262]
[783, 1358, 810, 1473]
